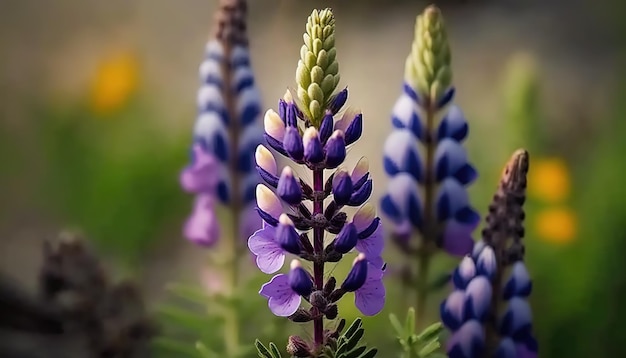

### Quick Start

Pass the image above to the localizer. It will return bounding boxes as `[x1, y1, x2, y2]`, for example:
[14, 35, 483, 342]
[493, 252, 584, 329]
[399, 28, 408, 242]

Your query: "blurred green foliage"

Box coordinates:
[29, 98, 190, 267]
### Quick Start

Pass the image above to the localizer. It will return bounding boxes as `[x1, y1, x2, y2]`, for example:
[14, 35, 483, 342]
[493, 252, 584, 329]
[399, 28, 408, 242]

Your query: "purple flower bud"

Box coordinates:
[440, 290, 467, 330]
[472, 240, 487, 260]
[332, 170, 353, 206]
[264, 109, 285, 142]
[351, 157, 370, 190]
[435, 139, 478, 185]
[255, 145, 279, 188]
[446, 320, 485, 358]
[495, 338, 516, 358]
[391, 90, 422, 138]
[341, 254, 369, 292]
[288, 260, 313, 297]
[277, 214, 302, 255]
[437, 105, 468, 142]
[335, 223, 358, 254]
[303, 127, 324, 164]
[277, 167, 302, 205]
[380, 173, 422, 228]
[383, 130, 423, 181]
[499, 297, 533, 340]
[278, 99, 287, 124]
[285, 103, 298, 127]
[324, 130, 347, 169]
[503, 261, 532, 299]
[319, 111, 334, 143]
[452, 256, 477, 289]
[344, 113, 363, 145]
[194, 112, 229, 162]
[476, 246, 497, 280]
[348, 179, 372, 206]
[284, 127, 304, 161]
[328, 87, 348, 114]
[437, 87, 455, 108]
[256, 184, 283, 226]
[465, 276, 492, 321]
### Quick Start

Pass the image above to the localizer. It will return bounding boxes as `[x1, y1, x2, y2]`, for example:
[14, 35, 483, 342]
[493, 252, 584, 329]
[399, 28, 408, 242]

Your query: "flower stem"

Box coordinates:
[415, 242, 433, 330]
[312, 168, 325, 348]
[415, 100, 437, 329]
[222, 35, 241, 357]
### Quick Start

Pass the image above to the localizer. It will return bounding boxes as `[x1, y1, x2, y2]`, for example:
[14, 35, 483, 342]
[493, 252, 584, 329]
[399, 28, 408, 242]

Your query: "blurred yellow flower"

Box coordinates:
[535, 207, 577, 244]
[90, 52, 139, 114]
[528, 157, 571, 203]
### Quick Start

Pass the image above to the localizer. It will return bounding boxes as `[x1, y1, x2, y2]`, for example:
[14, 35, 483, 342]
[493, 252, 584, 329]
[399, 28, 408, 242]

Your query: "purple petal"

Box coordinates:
[442, 220, 475, 257]
[351, 157, 370, 185]
[355, 222, 384, 266]
[354, 263, 385, 316]
[248, 225, 285, 274]
[184, 195, 220, 246]
[259, 274, 301, 317]
[180, 145, 221, 193]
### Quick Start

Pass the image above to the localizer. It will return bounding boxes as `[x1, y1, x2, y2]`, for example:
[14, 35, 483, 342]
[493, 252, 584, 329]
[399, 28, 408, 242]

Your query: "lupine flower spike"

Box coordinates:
[250, 8, 385, 356]
[178, 0, 262, 355]
[180, 0, 262, 248]
[381, 4, 479, 322]
[441, 149, 538, 358]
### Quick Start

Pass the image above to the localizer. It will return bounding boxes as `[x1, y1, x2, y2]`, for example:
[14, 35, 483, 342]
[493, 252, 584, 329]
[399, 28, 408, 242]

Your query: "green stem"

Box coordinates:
[222, 34, 242, 357]
[415, 243, 434, 330]
[414, 100, 437, 330]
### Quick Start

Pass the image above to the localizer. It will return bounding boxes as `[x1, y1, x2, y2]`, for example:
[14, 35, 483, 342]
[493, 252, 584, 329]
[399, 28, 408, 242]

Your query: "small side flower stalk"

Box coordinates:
[250, 8, 384, 357]
[441, 150, 538, 358]
[178, 0, 262, 356]
[381, 5, 479, 325]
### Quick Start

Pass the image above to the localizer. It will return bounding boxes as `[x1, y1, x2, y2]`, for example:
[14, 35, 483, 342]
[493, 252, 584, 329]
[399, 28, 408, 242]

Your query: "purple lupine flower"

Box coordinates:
[249, 8, 385, 352]
[442, 150, 538, 358]
[380, 6, 479, 257]
[180, 0, 263, 246]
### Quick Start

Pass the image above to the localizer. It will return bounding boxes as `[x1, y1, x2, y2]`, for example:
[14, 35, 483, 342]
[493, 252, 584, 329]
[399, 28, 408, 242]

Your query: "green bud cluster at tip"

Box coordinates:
[296, 8, 340, 127]
[405, 5, 452, 105]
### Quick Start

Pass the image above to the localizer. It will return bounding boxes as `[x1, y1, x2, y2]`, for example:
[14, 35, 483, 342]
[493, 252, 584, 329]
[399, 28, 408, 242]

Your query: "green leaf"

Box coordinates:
[360, 348, 378, 358]
[416, 340, 441, 357]
[344, 328, 365, 352]
[416, 322, 444, 342]
[269, 342, 283, 358]
[254, 340, 282, 358]
[389, 313, 405, 337]
[405, 307, 416, 337]
[344, 318, 363, 338]
[255, 340, 273, 358]
[343, 346, 366, 358]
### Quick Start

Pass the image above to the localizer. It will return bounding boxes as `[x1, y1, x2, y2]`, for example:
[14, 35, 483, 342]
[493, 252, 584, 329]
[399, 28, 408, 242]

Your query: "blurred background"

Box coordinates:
[0, 0, 624, 356]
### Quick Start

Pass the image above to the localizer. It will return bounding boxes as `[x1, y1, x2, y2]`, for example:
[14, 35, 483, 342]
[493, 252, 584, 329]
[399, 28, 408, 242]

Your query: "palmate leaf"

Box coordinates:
[389, 308, 445, 358]
[321, 318, 378, 358]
